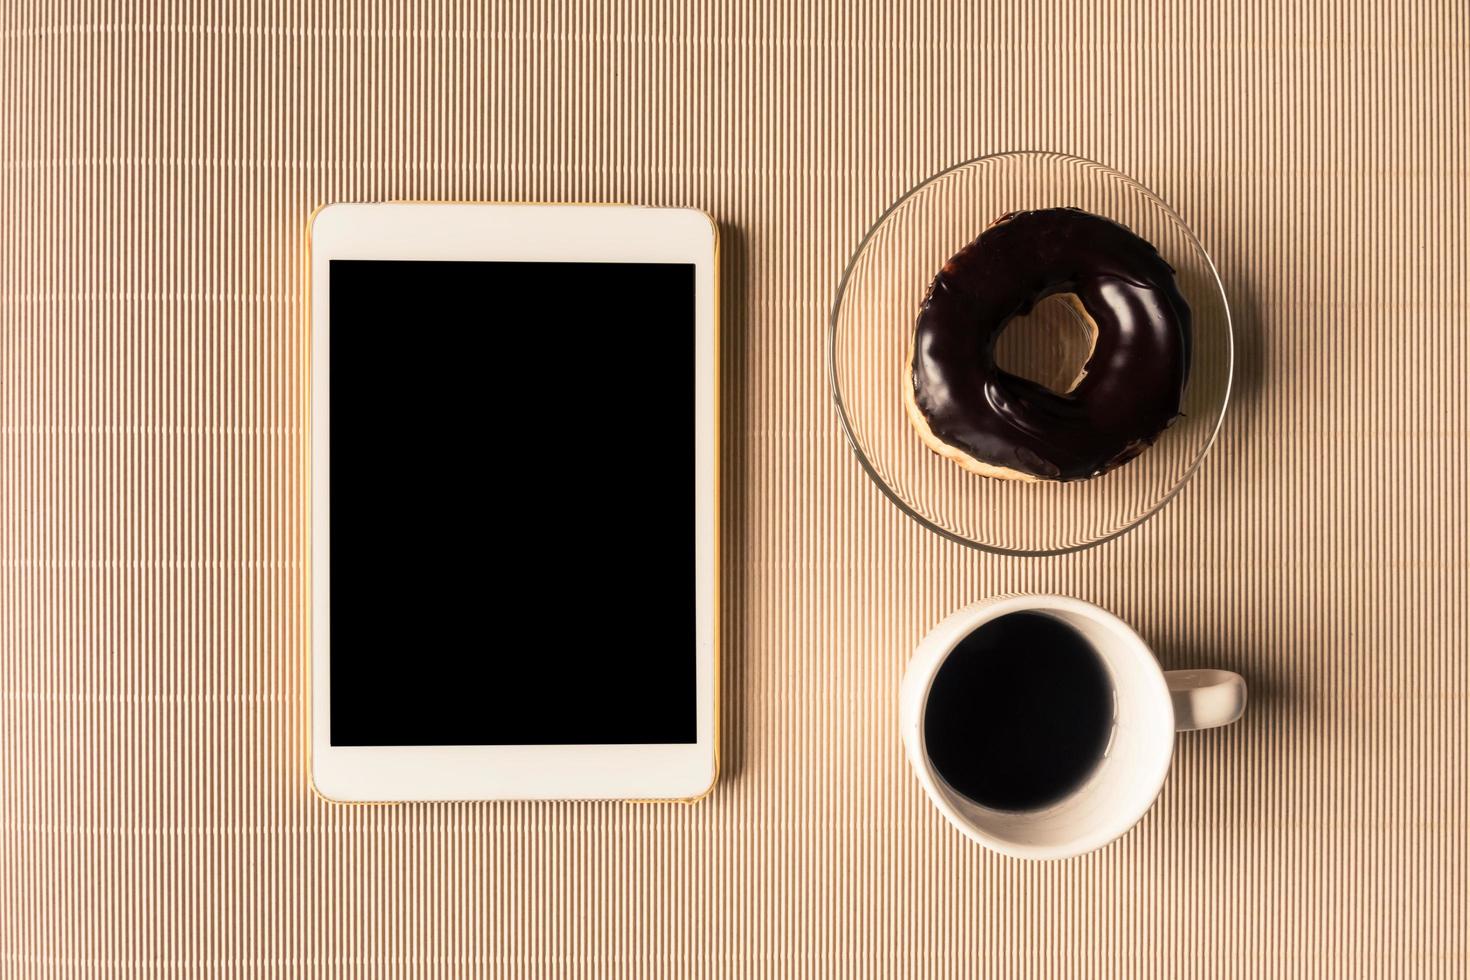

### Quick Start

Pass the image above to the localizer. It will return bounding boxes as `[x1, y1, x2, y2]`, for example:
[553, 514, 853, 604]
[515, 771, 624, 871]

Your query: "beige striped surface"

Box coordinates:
[2, 2, 1467, 976]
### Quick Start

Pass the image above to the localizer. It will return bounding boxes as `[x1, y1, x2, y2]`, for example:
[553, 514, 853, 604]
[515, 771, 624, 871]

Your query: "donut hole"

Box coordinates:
[992, 292, 1099, 395]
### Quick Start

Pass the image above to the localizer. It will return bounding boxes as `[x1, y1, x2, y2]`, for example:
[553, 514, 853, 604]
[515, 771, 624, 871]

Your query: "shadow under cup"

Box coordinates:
[912, 602, 1176, 859]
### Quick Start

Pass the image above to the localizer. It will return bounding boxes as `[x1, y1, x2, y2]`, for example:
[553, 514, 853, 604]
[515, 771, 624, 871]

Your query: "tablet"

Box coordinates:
[308, 203, 719, 801]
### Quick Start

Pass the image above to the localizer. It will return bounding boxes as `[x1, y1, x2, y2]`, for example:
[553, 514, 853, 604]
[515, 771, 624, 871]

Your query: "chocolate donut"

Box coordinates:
[904, 208, 1191, 482]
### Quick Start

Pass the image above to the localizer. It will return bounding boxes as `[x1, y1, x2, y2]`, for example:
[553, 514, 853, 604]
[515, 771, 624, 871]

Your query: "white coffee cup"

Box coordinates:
[900, 595, 1246, 860]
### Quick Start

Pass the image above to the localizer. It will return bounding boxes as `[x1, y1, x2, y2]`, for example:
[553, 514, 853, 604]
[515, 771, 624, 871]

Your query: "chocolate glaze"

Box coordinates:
[911, 208, 1191, 480]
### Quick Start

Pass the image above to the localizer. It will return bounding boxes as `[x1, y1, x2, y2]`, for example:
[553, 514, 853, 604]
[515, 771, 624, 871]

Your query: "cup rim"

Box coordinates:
[902, 595, 1175, 860]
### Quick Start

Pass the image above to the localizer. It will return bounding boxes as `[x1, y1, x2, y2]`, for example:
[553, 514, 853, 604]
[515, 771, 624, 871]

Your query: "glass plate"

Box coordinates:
[829, 152, 1232, 556]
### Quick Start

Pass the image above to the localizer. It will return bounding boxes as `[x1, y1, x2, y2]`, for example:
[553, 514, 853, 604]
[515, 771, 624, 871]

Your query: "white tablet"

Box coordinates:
[308, 203, 719, 801]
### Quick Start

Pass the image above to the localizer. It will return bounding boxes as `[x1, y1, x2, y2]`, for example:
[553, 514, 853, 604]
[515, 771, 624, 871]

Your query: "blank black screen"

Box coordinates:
[329, 259, 696, 746]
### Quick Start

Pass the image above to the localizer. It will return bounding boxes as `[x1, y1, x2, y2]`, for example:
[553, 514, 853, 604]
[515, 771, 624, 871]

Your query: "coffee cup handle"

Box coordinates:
[1165, 669, 1247, 731]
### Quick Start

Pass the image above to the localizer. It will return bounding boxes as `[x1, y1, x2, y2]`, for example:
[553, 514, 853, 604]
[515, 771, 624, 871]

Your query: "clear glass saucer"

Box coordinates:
[829, 152, 1233, 556]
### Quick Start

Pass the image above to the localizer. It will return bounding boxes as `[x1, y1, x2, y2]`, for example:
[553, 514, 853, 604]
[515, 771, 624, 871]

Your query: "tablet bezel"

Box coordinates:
[308, 203, 719, 801]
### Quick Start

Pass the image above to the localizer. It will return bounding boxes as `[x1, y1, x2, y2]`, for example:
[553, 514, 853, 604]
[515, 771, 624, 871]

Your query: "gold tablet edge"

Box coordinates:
[303, 202, 721, 807]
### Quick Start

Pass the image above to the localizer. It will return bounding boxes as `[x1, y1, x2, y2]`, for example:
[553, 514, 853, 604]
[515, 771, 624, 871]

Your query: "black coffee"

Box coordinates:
[923, 612, 1114, 811]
